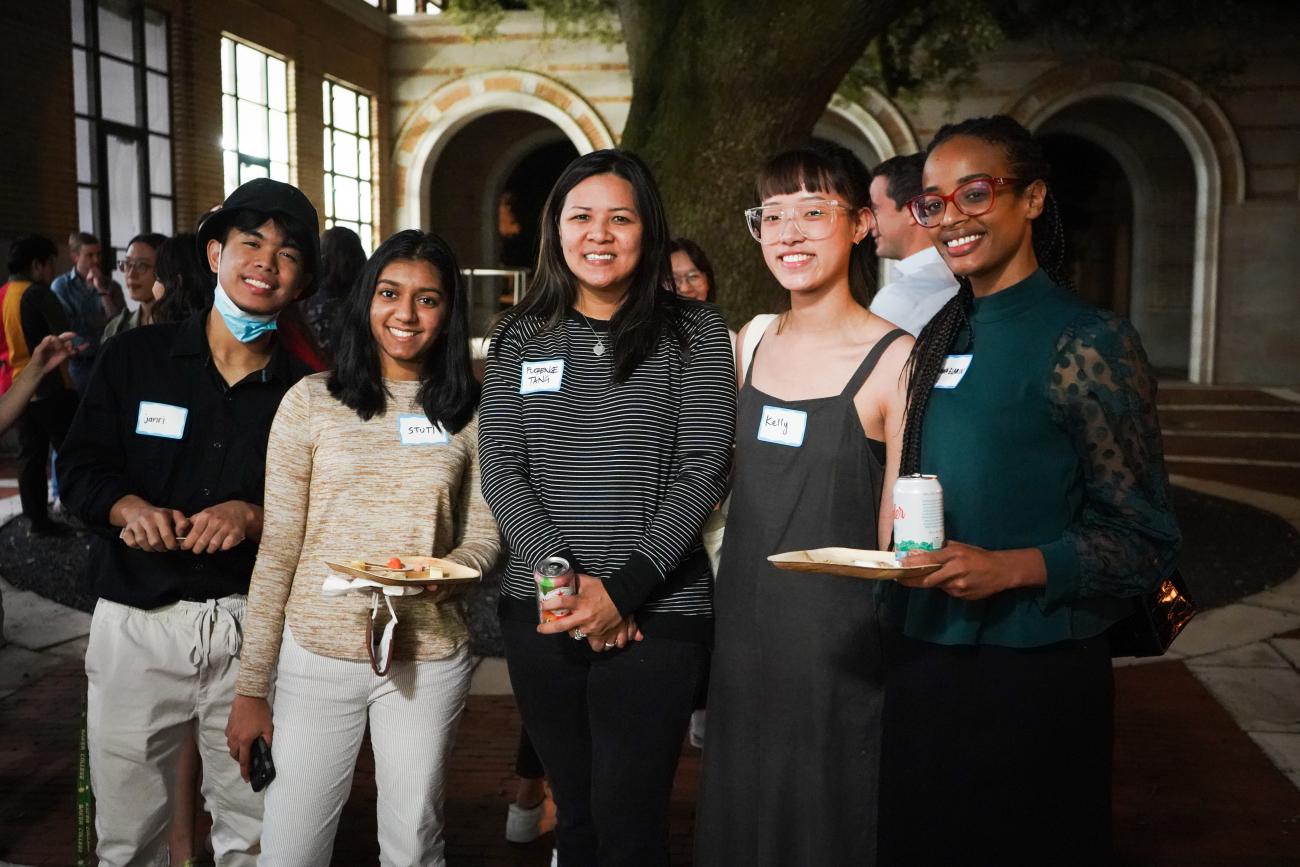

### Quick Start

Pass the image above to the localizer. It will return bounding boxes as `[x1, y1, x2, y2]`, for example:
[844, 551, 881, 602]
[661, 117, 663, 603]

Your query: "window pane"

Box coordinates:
[237, 100, 269, 158]
[323, 174, 334, 218]
[359, 181, 372, 224]
[323, 128, 332, 172]
[79, 187, 96, 234]
[332, 85, 356, 134]
[73, 48, 89, 114]
[396, 0, 416, 13]
[334, 176, 359, 221]
[358, 137, 372, 181]
[235, 42, 266, 104]
[71, 0, 86, 45]
[222, 95, 237, 151]
[224, 150, 238, 195]
[321, 80, 330, 125]
[150, 135, 172, 195]
[240, 161, 268, 185]
[151, 197, 174, 234]
[100, 56, 138, 125]
[269, 111, 288, 164]
[358, 94, 370, 135]
[147, 72, 170, 133]
[76, 119, 93, 183]
[144, 9, 168, 71]
[221, 37, 235, 95]
[333, 131, 358, 178]
[106, 134, 143, 249]
[98, 1, 134, 60]
[267, 57, 287, 112]
[270, 161, 289, 182]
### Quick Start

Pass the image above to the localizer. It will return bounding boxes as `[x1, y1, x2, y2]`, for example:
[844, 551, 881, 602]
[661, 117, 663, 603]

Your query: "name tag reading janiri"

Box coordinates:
[757, 405, 807, 448]
[135, 401, 188, 440]
[520, 359, 564, 394]
[398, 414, 450, 445]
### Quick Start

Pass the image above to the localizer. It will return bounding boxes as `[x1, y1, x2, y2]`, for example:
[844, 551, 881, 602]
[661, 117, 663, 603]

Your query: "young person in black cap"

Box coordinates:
[57, 178, 318, 867]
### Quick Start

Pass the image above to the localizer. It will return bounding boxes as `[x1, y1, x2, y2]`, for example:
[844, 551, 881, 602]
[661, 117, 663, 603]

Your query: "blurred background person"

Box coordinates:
[300, 225, 367, 361]
[51, 231, 122, 392]
[152, 233, 217, 325]
[104, 233, 167, 339]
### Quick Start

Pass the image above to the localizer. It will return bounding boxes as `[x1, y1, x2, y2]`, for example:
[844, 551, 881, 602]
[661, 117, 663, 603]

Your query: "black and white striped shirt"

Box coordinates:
[479, 303, 736, 641]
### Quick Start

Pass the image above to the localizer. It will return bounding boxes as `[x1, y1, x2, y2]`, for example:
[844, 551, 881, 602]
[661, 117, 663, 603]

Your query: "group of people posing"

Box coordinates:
[52, 112, 1179, 867]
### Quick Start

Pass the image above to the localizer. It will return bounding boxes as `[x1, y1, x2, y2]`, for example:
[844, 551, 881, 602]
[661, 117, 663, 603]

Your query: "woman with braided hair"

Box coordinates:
[876, 115, 1180, 864]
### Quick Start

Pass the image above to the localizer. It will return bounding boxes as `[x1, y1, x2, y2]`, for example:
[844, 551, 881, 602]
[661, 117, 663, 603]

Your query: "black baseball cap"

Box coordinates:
[196, 178, 321, 297]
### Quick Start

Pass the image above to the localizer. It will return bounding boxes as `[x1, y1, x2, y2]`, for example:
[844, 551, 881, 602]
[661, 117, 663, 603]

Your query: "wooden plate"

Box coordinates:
[768, 547, 941, 581]
[324, 555, 481, 587]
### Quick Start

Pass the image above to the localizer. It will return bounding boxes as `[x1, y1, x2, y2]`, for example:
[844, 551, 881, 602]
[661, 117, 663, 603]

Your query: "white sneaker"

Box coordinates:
[505, 801, 545, 843]
[689, 709, 706, 749]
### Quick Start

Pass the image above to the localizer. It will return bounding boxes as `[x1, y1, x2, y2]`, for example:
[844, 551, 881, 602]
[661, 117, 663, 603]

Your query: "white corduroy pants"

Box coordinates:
[258, 627, 473, 867]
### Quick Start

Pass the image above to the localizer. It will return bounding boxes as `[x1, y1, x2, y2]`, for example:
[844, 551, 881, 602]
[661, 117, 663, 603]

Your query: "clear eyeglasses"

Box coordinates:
[117, 259, 153, 274]
[906, 177, 1022, 228]
[744, 199, 852, 244]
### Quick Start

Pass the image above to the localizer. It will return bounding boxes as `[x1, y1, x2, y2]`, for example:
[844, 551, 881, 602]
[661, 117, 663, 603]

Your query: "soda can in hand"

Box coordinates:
[534, 556, 578, 623]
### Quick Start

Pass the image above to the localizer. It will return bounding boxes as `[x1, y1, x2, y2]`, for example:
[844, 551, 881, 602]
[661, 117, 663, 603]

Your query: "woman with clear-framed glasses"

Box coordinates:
[695, 142, 912, 867]
[103, 233, 167, 339]
[876, 116, 1179, 864]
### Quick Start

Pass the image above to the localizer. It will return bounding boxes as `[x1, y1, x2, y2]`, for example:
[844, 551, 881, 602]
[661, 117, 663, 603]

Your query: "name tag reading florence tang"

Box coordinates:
[933, 354, 973, 389]
[519, 359, 564, 394]
[757, 405, 808, 448]
[135, 401, 188, 439]
[398, 415, 450, 445]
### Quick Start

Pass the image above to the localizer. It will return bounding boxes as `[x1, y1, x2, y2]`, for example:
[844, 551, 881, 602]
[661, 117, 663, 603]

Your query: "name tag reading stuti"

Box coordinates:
[398, 414, 450, 445]
[135, 401, 188, 440]
[520, 359, 564, 394]
[757, 405, 808, 448]
[933, 354, 973, 389]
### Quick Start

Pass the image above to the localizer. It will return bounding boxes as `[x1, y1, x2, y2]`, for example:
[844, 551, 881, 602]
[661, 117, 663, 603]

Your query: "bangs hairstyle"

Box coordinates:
[154, 233, 215, 324]
[327, 229, 479, 434]
[212, 208, 318, 288]
[492, 148, 685, 383]
[755, 142, 876, 305]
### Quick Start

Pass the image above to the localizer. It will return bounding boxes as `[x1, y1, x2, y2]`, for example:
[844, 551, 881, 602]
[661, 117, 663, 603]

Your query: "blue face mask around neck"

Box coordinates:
[213, 281, 279, 343]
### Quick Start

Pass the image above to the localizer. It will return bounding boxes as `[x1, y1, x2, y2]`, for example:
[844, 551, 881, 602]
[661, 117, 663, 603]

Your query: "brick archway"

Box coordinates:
[1006, 60, 1245, 383]
[393, 70, 616, 231]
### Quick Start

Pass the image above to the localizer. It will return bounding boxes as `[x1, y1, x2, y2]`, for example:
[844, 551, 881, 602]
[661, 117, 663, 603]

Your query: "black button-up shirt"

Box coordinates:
[57, 312, 310, 609]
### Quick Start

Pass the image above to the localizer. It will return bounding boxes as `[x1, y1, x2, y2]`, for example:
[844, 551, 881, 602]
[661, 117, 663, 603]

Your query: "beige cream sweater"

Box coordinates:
[236, 373, 500, 698]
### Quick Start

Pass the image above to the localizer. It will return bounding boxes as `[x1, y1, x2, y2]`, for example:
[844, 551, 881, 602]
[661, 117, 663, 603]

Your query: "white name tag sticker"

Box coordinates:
[934, 354, 973, 389]
[757, 405, 808, 448]
[135, 401, 188, 440]
[398, 414, 450, 445]
[520, 359, 565, 394]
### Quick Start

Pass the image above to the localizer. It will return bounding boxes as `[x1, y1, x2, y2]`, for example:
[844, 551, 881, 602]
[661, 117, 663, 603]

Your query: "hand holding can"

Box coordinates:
[534, 556, 579, 623]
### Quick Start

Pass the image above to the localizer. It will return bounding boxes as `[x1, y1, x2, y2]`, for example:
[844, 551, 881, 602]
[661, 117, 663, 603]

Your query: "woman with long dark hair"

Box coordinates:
[694, 142, 911, 866]
[151, 233, 215, 324]
[877, 116, 1180, 864]
[225, 230, 499, 865]
[479, 149, 735, 864]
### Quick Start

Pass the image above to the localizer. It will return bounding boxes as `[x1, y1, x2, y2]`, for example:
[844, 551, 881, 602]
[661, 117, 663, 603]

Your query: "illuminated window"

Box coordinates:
[70, 0, 175, 258]
[394, 0, 445, 14]
[221, 36, 290, 194]
[322, 78, 376, 254]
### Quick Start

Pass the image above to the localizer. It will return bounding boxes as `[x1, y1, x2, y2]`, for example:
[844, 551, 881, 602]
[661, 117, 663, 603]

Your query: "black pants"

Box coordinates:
[500, 615, 707, 867]
[516, 726, 545, 779]
[16, 392, 76, 526]
[878, 632, 1115, 867]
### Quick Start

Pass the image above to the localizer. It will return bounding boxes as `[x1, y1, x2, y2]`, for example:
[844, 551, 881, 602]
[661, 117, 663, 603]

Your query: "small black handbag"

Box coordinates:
[1107, 569, 1198, 658]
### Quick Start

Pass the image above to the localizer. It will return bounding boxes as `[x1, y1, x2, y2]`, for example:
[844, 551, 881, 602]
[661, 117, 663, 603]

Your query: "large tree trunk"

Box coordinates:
[615, 0, 907, 324]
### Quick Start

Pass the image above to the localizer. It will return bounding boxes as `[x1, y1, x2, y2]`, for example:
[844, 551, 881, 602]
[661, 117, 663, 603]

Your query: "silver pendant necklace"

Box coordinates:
[579, 312, 607, 357]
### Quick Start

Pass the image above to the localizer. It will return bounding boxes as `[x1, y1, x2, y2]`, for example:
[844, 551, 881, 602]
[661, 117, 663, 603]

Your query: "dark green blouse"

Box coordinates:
[878, 269, 1181, 647]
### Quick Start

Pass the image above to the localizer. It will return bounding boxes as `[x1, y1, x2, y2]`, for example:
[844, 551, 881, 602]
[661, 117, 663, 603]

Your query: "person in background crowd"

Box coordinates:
[695, 143, 911, 867]
[51, 231, 123, 391]
[866, 153, 960, 336]
[228, 229, 499, 866]
[2, 234, 80, 536]
[480, 149, 736, 866]
[876, 115, 1180, 865]
[668, 236, 716, 303]
[300, 225, 367, 360]
[104, 233, 167, 339]
[152, 232, 216, 325]
[57, 178, 318, 867]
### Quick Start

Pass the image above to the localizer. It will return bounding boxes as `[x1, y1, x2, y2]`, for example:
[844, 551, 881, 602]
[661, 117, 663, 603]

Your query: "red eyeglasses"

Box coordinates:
[907, 177, 1022, 228]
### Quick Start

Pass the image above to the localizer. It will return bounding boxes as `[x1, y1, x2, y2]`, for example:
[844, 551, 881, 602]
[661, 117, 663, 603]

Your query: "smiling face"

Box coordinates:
[670, 250, 710, 301]
[206, 218, 307, 316]
[122, 241, 158, 303]
[759, 188, 870, 296]
[558, 173, 643, 302]
[921, 135, 1044, 292]
[369, 258, 447, 381]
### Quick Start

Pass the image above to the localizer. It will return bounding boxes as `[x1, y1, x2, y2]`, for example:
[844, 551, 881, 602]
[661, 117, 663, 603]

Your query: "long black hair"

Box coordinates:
[492, 149, 683, 383]
[755, 141, 877, 307]
[153, 233, 215, 324]
[318, 226, 367, 300]
[327, 229, 479, 434]
[900, 115, 1067, 474]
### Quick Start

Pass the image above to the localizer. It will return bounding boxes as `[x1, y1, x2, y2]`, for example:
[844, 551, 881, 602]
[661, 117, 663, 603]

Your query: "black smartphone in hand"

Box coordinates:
[250, 736, 275, 792]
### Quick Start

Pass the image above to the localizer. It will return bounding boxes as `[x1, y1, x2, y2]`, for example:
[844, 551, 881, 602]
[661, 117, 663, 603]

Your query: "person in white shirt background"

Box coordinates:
[866, 153, 960, 336]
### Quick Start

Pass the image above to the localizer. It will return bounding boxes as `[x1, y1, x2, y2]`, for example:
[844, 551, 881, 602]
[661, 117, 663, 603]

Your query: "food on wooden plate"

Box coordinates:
[387, 556, 405, 569]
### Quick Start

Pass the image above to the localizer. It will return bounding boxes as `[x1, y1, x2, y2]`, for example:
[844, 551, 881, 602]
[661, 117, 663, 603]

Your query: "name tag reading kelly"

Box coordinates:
[135, 401, 188, 440]
[398, 414, 450, 445]
[934, 354, 973, 389]
[520, 359, 564, 394]
[757, 405, 808, 448]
